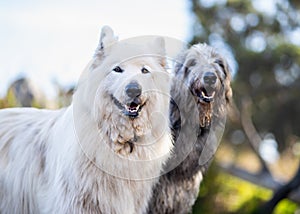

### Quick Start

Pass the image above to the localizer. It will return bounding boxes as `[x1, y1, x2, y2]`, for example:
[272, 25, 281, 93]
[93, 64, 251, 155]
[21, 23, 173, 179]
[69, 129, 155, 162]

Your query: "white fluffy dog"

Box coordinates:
[0, 26, 173, 213]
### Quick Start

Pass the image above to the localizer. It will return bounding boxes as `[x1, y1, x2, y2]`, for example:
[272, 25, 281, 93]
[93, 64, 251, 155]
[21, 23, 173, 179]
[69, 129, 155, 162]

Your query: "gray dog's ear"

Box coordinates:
[94, 26, 118, 57]
[174, 50, 196, 76]
[215, 57, 232, 104]
[182, 57, 196, 76]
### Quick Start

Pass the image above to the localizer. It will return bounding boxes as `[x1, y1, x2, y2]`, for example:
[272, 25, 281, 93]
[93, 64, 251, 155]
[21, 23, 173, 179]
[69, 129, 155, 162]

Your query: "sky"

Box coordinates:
[0, 0, 191, 98]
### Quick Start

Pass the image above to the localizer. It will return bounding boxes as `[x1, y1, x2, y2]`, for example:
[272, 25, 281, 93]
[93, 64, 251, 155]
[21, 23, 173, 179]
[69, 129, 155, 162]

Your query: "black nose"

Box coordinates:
[125, 81, 142, 98]
[203, 72, 217, 85]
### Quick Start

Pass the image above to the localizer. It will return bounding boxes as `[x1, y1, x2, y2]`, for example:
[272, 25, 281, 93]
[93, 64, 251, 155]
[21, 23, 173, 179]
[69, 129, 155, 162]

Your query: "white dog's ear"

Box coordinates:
[150, 37, 166, 67]
[151, 37, 165, 55]
[100, 26, 118, 49]
[94, 26, 118, 57]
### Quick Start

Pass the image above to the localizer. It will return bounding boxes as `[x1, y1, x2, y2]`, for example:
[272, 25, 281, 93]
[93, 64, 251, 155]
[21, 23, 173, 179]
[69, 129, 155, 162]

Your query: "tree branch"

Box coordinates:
[258, 163, 300, 213]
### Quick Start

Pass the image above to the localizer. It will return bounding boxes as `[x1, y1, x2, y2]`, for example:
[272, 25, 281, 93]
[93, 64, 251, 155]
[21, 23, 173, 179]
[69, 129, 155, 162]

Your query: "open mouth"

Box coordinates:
[196, 87, 216, 103]
[111, 95, 145, 118]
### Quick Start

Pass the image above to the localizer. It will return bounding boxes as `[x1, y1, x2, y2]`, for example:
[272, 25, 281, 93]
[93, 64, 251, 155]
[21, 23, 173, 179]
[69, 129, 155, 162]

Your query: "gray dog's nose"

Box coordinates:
[203, 72, 217, 85]
[125, 81, 142, 98]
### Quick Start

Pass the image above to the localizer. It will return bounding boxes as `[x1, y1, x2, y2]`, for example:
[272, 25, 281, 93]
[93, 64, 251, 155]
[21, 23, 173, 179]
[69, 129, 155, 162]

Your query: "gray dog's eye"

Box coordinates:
[141, 66, 150, 74]
[113, 66, 124, 73]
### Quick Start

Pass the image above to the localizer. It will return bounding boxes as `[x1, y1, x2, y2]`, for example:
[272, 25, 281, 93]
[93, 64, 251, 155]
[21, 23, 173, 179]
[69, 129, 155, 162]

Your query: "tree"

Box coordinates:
[190, 0, 300, 150]
[190, 1, 300, 212]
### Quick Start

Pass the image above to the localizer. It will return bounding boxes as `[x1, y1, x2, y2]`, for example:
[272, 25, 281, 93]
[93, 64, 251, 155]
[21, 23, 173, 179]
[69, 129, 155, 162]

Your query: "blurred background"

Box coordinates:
[1, 0, 300, 213]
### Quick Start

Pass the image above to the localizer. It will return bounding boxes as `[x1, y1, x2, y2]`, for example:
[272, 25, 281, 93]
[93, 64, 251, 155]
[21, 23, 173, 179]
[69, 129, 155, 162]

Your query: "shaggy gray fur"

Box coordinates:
[147, 43, 232, 214]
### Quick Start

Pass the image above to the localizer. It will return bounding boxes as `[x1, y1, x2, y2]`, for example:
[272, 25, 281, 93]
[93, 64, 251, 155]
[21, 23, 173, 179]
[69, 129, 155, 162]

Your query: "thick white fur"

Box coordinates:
[0, 26, 172, 214]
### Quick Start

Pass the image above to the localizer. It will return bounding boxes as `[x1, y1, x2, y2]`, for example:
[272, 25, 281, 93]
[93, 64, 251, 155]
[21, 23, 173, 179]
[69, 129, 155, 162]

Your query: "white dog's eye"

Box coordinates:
[113, 66, 124, 73]
[141, 66, 151, 74]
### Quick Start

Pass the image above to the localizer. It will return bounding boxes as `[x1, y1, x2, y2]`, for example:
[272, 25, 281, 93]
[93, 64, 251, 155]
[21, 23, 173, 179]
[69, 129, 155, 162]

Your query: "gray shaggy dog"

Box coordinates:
[147, 43, 232, 214]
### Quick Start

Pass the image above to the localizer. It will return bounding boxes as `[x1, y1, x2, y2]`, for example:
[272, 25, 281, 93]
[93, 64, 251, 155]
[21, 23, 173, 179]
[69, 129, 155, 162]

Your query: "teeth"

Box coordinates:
[201, 91, 215, 99]
[125, 105, 140, 113]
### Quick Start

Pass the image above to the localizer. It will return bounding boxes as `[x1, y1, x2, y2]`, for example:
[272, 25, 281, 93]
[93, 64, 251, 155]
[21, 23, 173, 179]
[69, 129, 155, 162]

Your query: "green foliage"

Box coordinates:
[0, 89, 18, 108]
[0, 89, 43, 109]
[6, 89, 18, 107]
[192, 163, 299, 213]
[273, 199, 299, 214]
